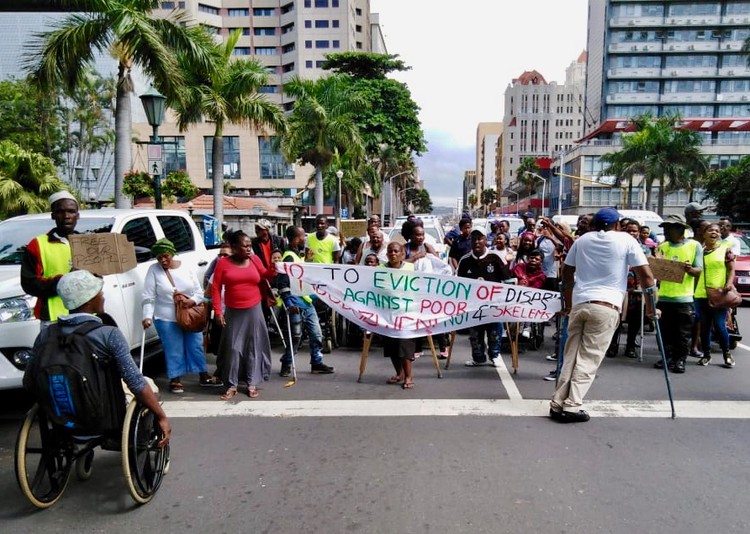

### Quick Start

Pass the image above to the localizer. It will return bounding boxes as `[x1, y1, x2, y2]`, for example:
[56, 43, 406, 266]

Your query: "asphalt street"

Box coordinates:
[2, 308, 750, 533]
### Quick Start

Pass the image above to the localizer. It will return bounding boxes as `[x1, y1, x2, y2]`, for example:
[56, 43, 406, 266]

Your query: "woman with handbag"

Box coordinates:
[212, 230, 276, 400]
[142, 238, 221, 393]
[695, 224, 737, 368]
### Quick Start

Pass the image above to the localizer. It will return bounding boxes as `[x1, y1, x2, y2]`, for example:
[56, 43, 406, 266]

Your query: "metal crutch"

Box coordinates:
[283, 305, 298, 387]
[139, 330, 146, 372]
[644, 285, 676, 419]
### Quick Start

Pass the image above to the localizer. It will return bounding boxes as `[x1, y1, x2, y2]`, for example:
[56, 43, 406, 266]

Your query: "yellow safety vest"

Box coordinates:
[307, 233, 336, 263]
[37, 234, 72, 320]
[694, 243, 729, 299]
[282, 250, 313, 304]
[657, 240, 700, 298]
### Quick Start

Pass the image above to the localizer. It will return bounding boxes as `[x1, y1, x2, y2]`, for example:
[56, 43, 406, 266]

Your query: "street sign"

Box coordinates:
[150, 160, 163, 176]
[147, 144, 162, 160]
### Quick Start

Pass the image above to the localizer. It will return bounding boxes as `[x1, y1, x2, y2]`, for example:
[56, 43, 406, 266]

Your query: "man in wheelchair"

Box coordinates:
[17, 270, 171, 508]
[28, 269, 171, 444]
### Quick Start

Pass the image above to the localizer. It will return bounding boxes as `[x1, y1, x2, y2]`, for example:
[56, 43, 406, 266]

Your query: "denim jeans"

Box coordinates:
[696, 298, 730, 353]
[470, 324, 499, 362]
[281, 304, 323, 365]
[154, 319, 207, 380]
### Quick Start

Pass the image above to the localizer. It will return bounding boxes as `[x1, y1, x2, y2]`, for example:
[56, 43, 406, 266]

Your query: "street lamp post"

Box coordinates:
[336, 169, 344, 227]
[140, 86, 167, 210]
[503, 182, 520, 213]
[523, 171, 547, 218]
[380, 169, 413, 225]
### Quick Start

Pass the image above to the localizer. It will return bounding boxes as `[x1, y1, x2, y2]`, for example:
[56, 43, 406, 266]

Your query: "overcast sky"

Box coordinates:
[370, 0, 589, 207]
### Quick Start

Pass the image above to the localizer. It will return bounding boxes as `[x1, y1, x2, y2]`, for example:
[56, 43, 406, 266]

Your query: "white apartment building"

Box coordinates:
[500, 53, 587, 194]
[475, 122, 502, 206]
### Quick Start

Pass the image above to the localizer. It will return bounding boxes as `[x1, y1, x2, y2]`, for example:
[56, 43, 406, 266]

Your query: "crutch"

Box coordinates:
[554, 316, 568, 387]
[283, 305, 298, 387]
[139, 330, 146, 373]
[644, 285, 676, 419]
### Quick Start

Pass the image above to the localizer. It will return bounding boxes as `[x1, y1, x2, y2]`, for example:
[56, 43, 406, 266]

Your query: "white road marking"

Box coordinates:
[164, 399, 750, 419]
[735, 342, 750, 352]
[493, 353, 523, 400]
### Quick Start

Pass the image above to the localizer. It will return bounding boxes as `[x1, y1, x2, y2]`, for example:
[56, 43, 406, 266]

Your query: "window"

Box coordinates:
[305, 20, 312, 28]
[232, 47, 251, 56]
[305, 60, 313, 68]
[305, 40, 312, 48]
[304, 0, 311, 7]
[355, 24, 362, 32]
[259, 137, 295, 179]
[201, 24, 220, 35]
[253, 8, 274, 16]
[315, 0, 329, 6]
[157, 216, 195, 254]
[281, 2, 294, 14]
[254, 28, 275, 36]
[282, 62, 295, 73]
[281, 23, 295, 34]
[356, 41, 362, 49]
[282, 43, 295, 53]
[332, 40, 339, 48]
[356, 7, 362, 15]
[332, 19, 339, 28]
[315, 40, 329, 48]
[229, 27, 251, 35]
[316, 60, 325, 68]
[199, 3, 220, 15]
[161, 136, 186, 175]
[333, 0, 339, 6]
[122, 218, 157, 258]
[255, 47, 276, 55]
[204, 136, 241, 180]
[259, 85, 277, 93]
[227, 7, 248, 16]
[161, 2, 175, 8]
[315, 20, 329, 28]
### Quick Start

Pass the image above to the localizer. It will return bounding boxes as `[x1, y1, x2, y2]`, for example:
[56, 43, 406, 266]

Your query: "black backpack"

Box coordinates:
[24, 322, 119, 430]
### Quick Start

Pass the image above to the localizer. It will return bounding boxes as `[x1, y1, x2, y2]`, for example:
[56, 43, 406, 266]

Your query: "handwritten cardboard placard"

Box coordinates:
[647, 256, 686, 283]
[70, 233, 137, 276]
[276, 262, 560, 339]
[339, 219, 367, 239]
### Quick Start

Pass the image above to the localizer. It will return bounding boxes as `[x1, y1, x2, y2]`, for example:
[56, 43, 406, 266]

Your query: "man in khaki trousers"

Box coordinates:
[550, 208, 657, 423]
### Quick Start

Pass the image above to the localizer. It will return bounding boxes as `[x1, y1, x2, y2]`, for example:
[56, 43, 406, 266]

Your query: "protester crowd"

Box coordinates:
[20, 191, 743, 423]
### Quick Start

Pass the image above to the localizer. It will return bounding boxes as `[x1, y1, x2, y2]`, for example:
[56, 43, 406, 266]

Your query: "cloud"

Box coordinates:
[417, 129, 474, 207]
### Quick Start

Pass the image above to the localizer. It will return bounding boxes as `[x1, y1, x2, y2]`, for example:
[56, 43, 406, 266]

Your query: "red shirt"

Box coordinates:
[511, 263, 547, 289]
[212, 255, 274, 314]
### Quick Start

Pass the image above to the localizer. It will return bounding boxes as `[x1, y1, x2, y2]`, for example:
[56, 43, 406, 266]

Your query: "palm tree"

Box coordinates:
[481, 188, 496, 214]
[27, 0, 215, 208]
[170, 30, 286, 227]
[0, 140, 68, 219]
[281, 75, 366, 214]
[515, 157, 541, 199]
[601, 114, 706, 213]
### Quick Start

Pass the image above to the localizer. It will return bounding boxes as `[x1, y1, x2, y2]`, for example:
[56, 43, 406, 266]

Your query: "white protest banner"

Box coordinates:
[275, 263, 560, 339]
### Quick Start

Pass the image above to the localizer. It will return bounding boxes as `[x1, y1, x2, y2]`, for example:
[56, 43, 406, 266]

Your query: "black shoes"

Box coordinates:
[549, 408, 590, 423]
[672, 359, 686, 373]
[279, 365, 291, 377]
[311, 363, 335, 374]
[654, 359, 676, 371]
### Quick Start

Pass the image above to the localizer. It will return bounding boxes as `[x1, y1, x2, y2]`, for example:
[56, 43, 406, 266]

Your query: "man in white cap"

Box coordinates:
[21, 190, 80, 325]
[29, 270, 170, 446]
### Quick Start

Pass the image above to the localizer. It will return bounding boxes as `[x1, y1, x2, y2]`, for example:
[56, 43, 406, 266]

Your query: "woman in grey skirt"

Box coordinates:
[211, 230, 276, 399]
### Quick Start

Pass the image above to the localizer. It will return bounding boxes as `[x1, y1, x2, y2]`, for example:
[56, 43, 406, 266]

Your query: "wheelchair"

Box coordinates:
[15, 398, 170, 509]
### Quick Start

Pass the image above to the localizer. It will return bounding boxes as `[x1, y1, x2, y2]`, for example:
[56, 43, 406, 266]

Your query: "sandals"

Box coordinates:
[200, 375, 223, 387]
[169, 380, 184, 394]
[247, 387, 260, 399]
[402, 381, 415, 389]
[220, 387, 237, 400]
[386, 375, 403, 384]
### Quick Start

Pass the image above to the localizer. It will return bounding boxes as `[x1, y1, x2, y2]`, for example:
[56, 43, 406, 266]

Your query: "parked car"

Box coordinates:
[0, 209, 217, 390]
[731, 233, 750, 301]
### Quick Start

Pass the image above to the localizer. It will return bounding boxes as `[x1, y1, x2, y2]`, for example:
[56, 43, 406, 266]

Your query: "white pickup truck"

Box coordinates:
[0, 209, 217, 390]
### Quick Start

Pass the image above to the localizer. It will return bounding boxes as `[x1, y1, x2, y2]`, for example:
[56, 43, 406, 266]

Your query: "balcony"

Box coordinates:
[660, 92, 716, 104]
[664, 41, 719, 52]
[607, 68, 661, 79]
[661, 67, 718, 78]
[609, 42, 663, 53]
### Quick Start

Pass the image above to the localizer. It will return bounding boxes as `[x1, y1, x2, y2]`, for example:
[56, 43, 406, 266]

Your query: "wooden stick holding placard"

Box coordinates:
[647, 256, 687, 283]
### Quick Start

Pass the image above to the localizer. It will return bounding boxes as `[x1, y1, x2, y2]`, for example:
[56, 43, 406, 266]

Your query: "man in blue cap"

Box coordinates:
[549, 208, 657, 423]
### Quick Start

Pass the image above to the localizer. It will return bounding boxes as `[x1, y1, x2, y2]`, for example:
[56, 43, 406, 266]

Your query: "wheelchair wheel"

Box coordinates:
[121, 400, 169, 505]
[15, 404, 73, 509]
[75, 449, 95, 481]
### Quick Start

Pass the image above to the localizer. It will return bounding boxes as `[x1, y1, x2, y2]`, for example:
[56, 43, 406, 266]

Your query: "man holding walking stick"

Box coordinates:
[549, 208, 657, 423]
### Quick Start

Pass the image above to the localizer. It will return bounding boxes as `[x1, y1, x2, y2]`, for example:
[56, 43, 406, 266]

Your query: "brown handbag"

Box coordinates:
[164, 268, 209, 332]
[703, 249, 742, 309]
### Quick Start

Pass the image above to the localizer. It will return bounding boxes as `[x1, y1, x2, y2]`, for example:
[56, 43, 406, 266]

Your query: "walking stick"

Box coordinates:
[283, 306, 298, 388]
[644, 285, 676, 419]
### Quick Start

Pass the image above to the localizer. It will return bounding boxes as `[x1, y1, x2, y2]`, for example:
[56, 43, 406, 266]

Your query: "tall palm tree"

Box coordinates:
[170, 30, 286, 227]
[601, 114, 706, 213]
[281, 75, 366, 214]
[515, 157, 541, 199]
[0, 140, 68, 219]
[27, 0, 215, 208]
